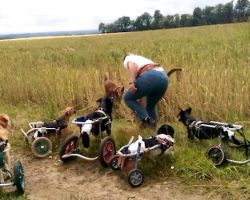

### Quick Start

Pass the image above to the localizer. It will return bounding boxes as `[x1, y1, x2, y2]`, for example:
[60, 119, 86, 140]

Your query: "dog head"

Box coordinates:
[104, 73, 124, 102]
[96, 96, 114, 117]
[157, 124, 175, 138]
[177, 107, 196, 126]
[0, 114, 11, 130]
[63, 107, 76, 117]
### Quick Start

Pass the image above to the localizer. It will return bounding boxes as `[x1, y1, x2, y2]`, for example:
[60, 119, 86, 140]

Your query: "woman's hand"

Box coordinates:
[128, 83, 137, 93]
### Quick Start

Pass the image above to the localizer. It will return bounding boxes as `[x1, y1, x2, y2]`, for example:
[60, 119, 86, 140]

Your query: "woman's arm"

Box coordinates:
[127, 61, 138, 82]
[127, 61, 138, 93]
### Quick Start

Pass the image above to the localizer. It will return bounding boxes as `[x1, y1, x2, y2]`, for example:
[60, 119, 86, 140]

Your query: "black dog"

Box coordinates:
[178, 107, 242, 145]
[81, 95, 113, 147]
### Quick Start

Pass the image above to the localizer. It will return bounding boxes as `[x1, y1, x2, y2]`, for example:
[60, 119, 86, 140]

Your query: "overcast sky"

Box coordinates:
[0, 0, 232, 34]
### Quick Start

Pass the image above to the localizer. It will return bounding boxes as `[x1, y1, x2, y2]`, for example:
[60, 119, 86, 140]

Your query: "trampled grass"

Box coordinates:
[0, 22, 250, 199]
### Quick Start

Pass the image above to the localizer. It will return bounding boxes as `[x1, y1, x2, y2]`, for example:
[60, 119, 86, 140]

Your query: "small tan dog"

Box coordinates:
[104, 73, 125, 102]
[31, 106, 76, 139]
[0, 113, 11, 183]
[57, 107, 76, 139]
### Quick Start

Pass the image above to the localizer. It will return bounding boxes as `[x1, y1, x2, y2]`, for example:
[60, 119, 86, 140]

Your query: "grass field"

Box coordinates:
[0, 22, 249, 199]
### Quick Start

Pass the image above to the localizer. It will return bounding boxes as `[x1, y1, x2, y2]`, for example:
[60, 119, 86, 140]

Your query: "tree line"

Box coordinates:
[99, 0, 250, 33]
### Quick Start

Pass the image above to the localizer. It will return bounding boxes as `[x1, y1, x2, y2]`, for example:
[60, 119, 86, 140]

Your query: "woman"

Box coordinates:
[123, 53, 168, 129]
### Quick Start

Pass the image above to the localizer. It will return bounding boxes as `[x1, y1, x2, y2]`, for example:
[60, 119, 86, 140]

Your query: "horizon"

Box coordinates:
[0, 29, 99, 36]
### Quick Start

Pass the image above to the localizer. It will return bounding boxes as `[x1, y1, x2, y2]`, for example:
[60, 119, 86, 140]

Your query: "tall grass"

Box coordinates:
[0, 23, 249, 122]
[0, 23, 249, 199]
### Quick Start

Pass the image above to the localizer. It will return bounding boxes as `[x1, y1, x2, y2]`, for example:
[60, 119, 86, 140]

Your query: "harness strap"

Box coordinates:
[95, 109, 111, 125]
[95, 109, 108, 118]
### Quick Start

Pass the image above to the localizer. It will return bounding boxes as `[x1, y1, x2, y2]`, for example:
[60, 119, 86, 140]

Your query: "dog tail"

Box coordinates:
[167, 68, 183, 81]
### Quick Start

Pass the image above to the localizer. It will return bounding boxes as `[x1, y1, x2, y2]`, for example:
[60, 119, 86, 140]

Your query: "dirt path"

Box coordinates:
[8, 148, 223, 200]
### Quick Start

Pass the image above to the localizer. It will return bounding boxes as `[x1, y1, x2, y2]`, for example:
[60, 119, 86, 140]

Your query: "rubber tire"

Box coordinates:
[109, 155, 121, 171]
[59, 135, 79, 162]
[13, 160, 25, 194]
[31, 137, 52, 158]
[98, 136, 116, 168]
[128, 169, 144, 187]
[206, 145, 226, 167]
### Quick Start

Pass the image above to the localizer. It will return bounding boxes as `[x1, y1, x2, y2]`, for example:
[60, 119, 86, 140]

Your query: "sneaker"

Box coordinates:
[141, 117, 157, 130]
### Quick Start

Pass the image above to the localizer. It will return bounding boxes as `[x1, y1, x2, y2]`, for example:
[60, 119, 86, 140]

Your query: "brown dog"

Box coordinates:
[24, 106, 76, 140]
[0, 113, 11, 183]
[138, 67, 183, 108]
[57, 107, 76, 138]
[39, 106, 76, 139]
[104, 73, 125, 102]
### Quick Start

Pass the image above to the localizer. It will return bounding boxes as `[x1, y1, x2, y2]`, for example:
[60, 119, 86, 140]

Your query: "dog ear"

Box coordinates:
[178, 107, 182, 111]
[176, 108, 182, 118]
[0, 115, 10, 129]
[187, 107, 192, 113]
[96, 98, 102, 103]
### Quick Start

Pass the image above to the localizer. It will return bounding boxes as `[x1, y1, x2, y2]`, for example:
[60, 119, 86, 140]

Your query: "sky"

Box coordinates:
[0, 0, 232, 35]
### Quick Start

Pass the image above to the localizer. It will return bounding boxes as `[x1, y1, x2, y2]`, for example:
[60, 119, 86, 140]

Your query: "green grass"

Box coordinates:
[8, 110, 250, 199]
[0, 23, 249, 121]
[0, 22, 250, 199]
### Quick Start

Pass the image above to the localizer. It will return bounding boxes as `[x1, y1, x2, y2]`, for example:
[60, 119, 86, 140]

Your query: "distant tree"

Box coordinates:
[246, 3, 250, 18]
[162, 15, 176, 28]
[174, 14, 180, 27]
[180, 14, 193, 27]
[203, 6, 216, 24]
[134, 12, 152, 31]
[214, 4, 225, 24]
[117, 16, 131, 31]
[98, 23, 105, 33]
[223, 1, 234, 23]
[152, 10, 164, 29]
[98, 0, 249, 33]
[104, 23, 118, 33]
[193, 7, 202, 26]
[234, 0, 250, 21]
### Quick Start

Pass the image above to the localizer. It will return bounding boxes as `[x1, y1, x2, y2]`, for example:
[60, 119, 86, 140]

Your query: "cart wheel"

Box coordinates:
[99, 136, 116, 168]
[128, 169, 144, 187]
[109, 155, 120, 171]
[31, 137, 52, 158]
[13, 160, 25, 194]
[206, 145, 225, 166]
[60, 135, 79, 162]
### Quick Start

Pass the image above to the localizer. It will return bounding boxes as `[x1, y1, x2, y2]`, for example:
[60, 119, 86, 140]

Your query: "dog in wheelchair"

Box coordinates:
[20, 107, 76, 158]
[178, 107, 243, 145]
[109, 124, 175, 187]
[30, 106, 76, 138]
[0, 114, 11, 183]
[77, 95, 114, 148]
[125, 124, 175, 157]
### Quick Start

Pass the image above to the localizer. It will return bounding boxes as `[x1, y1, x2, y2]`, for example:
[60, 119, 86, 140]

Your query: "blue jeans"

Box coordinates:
[124, 69, 168, 121]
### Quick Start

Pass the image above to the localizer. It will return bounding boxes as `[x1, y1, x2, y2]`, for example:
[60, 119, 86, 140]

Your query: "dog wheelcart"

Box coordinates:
[203, 121, 250, 166]
[21, 121, 65, 158]
[59, 115, 116, 167]
[109, 134, 174, 187]
[0, 141, 25, 194]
